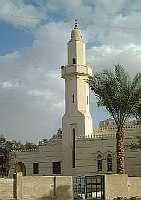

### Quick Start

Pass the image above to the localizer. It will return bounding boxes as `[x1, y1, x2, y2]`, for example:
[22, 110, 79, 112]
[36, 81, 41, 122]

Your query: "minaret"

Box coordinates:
[61, 21, 93, 174]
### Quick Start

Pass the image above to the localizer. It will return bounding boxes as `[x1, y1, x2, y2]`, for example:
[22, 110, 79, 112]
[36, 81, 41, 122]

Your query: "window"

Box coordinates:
[97, 155, 102, 172]
[87, 96, 88, 104]
[73, 94, 75, 103]
[73, 58, 76, 64]
[72, 128, 75, 168]
[33, 163, 39, 174]
[52, 162, 61, 174]
[107, 154, 112, 172]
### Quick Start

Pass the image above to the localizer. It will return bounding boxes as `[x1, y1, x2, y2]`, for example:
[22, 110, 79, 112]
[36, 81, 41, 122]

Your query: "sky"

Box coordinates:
[0, 0, 141, 143]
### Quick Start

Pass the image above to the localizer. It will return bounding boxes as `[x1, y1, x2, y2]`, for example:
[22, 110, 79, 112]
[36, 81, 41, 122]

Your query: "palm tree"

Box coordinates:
[134, 102, 141, 125]
[89, 65, 141, 174]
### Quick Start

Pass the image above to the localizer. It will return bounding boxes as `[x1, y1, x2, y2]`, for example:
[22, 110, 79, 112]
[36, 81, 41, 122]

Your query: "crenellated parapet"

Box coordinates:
[76, 133, 116, 140]
[76, 125, 141, 140]
[10, 148, 39, 152]
[94, 124, 141, 132]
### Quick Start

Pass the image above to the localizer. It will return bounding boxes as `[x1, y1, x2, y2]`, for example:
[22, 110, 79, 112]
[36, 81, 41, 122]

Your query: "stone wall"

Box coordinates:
[105, 174, 141, 200]
[0, 173, 73, 200]
[0, 178, 13, 200]
[12, 127, 141, 177]
[16, 172, 73, 200]
[0, 173, 141, 200]
[105, 174, 128, 200]
[128, 177, 141, 197]
[13, 139, 63, 176]
[74, 127, 141, 176]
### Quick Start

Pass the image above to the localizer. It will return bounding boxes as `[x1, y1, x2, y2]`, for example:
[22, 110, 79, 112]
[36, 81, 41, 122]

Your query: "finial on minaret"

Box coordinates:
[74, 19, 78, 29]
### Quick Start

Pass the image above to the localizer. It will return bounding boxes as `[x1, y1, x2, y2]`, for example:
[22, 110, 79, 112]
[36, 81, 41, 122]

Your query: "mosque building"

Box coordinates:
[10, 22, 141, 177]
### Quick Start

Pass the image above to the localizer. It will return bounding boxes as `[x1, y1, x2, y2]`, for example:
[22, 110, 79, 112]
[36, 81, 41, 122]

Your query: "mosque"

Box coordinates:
[10, 22, 141, 177]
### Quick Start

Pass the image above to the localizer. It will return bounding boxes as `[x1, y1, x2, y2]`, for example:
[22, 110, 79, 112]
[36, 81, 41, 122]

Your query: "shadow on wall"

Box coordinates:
[37, 185, 72, 200]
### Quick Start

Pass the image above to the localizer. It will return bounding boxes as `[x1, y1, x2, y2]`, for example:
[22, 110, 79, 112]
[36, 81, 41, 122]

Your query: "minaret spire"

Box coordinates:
[74, 19, 78, 29]
[68, 20, 85, 65]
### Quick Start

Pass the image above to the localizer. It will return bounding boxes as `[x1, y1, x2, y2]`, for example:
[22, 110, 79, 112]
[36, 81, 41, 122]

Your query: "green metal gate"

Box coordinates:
[73, 175, 105, 200]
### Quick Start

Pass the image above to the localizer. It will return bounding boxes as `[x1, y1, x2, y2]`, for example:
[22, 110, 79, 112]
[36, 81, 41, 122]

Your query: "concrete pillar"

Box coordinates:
[13, 173, 17, 199]
[16, 172, 23, 200]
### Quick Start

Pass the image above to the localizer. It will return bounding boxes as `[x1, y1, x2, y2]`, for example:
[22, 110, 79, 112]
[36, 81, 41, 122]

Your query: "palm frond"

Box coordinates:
[89, 65, 141, 128]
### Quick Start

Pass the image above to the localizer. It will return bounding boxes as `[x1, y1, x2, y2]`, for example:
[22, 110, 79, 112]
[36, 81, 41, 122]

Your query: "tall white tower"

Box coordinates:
[61, 21, 93, 174]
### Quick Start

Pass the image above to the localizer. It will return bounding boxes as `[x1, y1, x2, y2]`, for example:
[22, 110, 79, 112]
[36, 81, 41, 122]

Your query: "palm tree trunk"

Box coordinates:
[116, 127, 125, 174]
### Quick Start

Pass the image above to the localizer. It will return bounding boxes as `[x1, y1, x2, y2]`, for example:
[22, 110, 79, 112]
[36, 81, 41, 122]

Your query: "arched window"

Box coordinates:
[97, 155, 102, 172]
[73, 58, 76, 64]
[107, 154, 112, 172]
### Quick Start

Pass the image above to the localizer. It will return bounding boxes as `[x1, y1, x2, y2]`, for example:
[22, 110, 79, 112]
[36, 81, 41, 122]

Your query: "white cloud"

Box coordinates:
[0, 0, 141, 142]
[47, 0, 82, 11]
[0, 0, 44, 28]
[88, 44, 141, 75]
[0, 22, 67, 142]
[0, 80, 20, 89]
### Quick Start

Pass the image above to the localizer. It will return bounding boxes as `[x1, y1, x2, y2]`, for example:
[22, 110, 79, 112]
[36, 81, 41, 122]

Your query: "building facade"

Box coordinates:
[10, 22, 141, 177]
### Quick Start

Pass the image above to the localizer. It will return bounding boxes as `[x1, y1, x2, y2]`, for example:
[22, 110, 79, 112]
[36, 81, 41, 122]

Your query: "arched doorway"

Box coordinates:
[16, 162, 26, 176]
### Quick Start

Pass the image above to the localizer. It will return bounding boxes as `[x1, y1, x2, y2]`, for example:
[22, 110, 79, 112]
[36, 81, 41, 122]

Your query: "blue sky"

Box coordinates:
[0, 22, 33, 55]
[0, 0, 141, 142]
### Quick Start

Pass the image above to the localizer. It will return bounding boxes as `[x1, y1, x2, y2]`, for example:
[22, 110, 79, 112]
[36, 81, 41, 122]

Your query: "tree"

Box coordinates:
[89, 65, 141, 174]
[0, 135, 38, 177]
[134, 102, 141, 124]
[24, 142, 37, 150]
[0, 135, 10, 177]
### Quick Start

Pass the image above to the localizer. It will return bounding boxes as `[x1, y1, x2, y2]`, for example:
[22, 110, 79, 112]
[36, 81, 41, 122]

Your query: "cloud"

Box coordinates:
[88, 44, 141, 75]
[0, 0, 44, 28]
[0, 22, 67, 142]
[0, 0, 141, 142]
[0, 80, 20, 89]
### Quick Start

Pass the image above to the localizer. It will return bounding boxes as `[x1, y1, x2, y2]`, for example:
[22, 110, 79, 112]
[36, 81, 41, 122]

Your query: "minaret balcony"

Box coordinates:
[61, 64, 92, 78]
